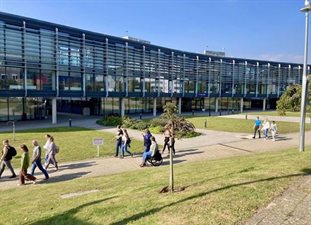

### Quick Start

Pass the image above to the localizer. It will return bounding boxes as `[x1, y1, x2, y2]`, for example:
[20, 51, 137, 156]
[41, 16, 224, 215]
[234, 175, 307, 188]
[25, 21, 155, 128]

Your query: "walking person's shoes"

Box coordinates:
[9, 175, 16, 178]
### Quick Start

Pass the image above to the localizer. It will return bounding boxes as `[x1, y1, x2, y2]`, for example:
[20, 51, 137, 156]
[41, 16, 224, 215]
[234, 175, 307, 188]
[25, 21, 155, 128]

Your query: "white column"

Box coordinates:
[52, 98, 57, 124]
[120, 98, 125, 118]
[178, 97, 182, 114]
[153, 98, 157, 117]
[215, 98, 219, 112]
[263, 98, 266, 111]
[240, 98, 244, 113]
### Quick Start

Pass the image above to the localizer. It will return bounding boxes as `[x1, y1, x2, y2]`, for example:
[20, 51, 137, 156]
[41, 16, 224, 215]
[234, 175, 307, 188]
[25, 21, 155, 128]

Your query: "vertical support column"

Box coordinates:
[23, 21, 27, 97]
[55, 28, 59, 97]
[195, 55, 199, 97]
[142, 45, 146, 97]
[208, 57, 211, 97]
[256, 62, 259, 97]
[178, 97, 182, 115]
[267, 63, 270, 98]
[105, 38, 109, 97]
[52, 98, 57, 124]
[219, 59, 222, 98]
[277, 64, 281, 97]
[120, 98, 125, 118]
[244, 61, 247, 97]
[232, 60, 235, 97]
[215, 97, 219, 113]
[157, 49, 161, 97]
[182, 54, 186, 97]
[82, 33, 86, 97]
[153, 98, 157, 117]
[240, 98, 244, 113]
[125, 42, 128, 97]
[263, 98, 266, 111]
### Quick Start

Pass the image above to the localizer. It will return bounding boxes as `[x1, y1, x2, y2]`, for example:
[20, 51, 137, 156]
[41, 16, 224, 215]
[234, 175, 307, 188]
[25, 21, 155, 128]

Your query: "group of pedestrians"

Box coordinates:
[115, 125, 133, 158]
[253, 116, 278, 141]
[0, 134, 59, 186]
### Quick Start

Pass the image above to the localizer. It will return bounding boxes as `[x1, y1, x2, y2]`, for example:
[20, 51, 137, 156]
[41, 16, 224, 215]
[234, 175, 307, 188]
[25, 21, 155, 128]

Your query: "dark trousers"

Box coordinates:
[253, 126, 261, 138]
[0, 160, 16, 177]
[19, 169, 36, 185]
[31, 159, 49, 179]
[162, 137, 170, 153]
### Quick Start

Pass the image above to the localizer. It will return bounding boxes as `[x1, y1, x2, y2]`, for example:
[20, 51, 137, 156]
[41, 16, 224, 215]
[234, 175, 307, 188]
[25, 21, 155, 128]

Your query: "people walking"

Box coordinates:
[253, 116, 262, 139]
[0, 139, 17, 179]
[43, 134, 52, 164]
[169, 131, 176, 155]
[121, 128, 133, 158]
[31, 140, 49, 180]
[19, 144, 36, 185]
[161, 124, 172, 154]
[115, 125, 123, 157]
[140, 136, 159, 167]
[142, 129, 152, 152]
[262, 118, 270, 140]
[45, 136, 58, 170]
[270, 121, 278, 141]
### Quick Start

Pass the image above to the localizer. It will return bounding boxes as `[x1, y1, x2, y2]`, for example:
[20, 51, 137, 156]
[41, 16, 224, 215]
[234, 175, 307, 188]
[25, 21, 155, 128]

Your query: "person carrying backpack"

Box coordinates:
[0, 139, 17, 179]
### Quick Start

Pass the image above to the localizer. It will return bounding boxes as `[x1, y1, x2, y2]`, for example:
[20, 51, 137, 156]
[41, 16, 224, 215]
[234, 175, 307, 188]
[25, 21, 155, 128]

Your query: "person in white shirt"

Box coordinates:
[270, 121, 278, 141]
[262, 119, 270, 140]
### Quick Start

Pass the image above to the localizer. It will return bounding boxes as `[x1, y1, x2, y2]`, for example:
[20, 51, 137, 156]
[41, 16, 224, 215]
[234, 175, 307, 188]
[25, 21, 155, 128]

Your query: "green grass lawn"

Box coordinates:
[0, 146, 310, 225]
[243, 111, 311, 117]
[187, 117, 311, 133]
[0, 127, 144, 167]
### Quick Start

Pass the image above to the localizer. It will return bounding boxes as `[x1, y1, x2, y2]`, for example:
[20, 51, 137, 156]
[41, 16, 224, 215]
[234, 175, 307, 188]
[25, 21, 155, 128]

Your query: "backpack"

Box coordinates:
[9, 146, 17, 157]
[55, 145, 60, 154]
[126, 138, 131, 148]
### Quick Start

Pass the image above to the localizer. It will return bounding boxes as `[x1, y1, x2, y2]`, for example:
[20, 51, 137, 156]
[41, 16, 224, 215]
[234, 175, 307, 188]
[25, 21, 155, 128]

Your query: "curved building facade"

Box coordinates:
[0, 12, 306, 122]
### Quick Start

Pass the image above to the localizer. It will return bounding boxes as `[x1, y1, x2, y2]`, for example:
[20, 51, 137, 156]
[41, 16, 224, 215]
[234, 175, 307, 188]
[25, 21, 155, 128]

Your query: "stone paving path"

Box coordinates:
[0, 114, 310, 224]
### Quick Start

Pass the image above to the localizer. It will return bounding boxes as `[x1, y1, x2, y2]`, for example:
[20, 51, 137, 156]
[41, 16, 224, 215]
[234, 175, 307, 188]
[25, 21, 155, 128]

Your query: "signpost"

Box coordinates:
[93, 138, 104, 157]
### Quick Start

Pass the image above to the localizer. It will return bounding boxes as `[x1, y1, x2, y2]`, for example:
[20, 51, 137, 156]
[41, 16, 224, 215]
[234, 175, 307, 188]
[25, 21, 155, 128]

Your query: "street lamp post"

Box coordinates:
[299, 0, 311, 152]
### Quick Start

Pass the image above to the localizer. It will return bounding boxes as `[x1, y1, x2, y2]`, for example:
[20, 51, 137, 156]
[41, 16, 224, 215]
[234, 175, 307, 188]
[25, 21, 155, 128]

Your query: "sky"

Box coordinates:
[0, 0, 308, 63]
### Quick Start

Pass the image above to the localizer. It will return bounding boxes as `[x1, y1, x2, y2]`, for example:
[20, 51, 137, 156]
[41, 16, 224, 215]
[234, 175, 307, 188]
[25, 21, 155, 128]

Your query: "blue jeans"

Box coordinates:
[143, 151, 152, 163]
[31, 159, 49, 179]
[115, 140, 122, 156]
[263, 129, 269, 139]
[121, 142, 132, 157]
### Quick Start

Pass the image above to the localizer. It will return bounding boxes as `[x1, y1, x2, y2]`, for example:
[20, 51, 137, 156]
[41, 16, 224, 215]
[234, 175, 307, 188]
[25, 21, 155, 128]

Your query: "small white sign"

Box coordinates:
[93, 138, 104, 146]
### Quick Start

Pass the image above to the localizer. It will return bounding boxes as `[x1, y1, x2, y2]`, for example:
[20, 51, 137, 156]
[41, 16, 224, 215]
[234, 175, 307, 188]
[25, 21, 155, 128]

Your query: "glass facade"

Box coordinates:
[0, 12, 307, 121]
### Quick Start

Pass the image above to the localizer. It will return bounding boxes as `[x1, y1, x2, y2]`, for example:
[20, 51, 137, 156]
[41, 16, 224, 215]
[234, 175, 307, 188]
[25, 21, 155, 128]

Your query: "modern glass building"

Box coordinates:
[0, 12, 306, 123]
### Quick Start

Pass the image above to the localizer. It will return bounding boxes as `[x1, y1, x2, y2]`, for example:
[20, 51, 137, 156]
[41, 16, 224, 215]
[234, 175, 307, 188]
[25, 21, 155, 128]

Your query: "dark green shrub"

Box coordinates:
[122, 116, 136, 128]
[97, 115, 122, 126]
[175, 130, 200, 139]
[150, 118, 169, 127]
[130, 121, 149, 130]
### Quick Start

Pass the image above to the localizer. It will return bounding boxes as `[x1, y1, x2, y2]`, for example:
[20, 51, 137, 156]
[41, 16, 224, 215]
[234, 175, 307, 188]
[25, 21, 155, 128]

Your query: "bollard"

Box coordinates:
[139, 113, 142, 120]
[245, 114, 248, 120]
[219, 111, 222, 116]
[192, 110, 194, 116]
[69, 118, 72, 127]
[204, 120, 207, 128]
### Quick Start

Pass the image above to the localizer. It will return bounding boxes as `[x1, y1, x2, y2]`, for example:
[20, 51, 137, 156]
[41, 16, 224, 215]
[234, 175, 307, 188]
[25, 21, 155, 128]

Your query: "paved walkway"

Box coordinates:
[0, 114, 310, 224]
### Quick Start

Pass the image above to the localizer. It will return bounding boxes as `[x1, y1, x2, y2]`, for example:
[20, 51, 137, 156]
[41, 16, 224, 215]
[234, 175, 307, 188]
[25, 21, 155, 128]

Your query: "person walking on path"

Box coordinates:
[19, 144, 36, 185]
[43, 134, 52, 164]
[142, 129, 152, 152]
[253, 116, 262, 139]
[262, 118, 270, 140]
[140, 136, 159, 167]
[169, 130, 176, 155]
[31, 140, 49, 180]
[270, 121, 278, 141]
[0, 139, 17, 179]
[45, 136, 58, 171]
[121, 128, 133, 158]
[114, 125, 123, 157]
[161, 124, 172, 154]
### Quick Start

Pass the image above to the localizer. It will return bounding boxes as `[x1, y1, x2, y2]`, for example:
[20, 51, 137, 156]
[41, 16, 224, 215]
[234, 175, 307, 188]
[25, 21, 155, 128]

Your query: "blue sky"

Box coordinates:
[0, 0, 308, 63]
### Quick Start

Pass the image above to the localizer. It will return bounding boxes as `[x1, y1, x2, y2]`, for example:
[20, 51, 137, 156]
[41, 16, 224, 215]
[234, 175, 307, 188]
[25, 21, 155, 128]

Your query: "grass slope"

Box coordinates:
[188, 117, 311, 133]
[0, 146, 310, 225]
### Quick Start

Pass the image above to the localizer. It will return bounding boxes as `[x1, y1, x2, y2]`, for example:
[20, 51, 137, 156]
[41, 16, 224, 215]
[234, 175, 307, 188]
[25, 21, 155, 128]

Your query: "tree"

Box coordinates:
[276, 84, 311, 116]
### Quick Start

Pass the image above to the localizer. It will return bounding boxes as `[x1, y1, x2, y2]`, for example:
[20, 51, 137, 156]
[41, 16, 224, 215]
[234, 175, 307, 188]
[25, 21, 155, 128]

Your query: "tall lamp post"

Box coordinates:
[299, 0, 311, 152]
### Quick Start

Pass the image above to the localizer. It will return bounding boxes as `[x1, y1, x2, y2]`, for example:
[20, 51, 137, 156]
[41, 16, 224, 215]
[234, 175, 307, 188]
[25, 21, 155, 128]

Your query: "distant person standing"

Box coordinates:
[19, 144, 36, 185]
[43, 134, 52, 164]
[169, 125, 176, 155]
[114, 125, 123, 157]
[31, 140, 49, 180]
[270, 121, 278, 141]
[253, 116, 262, 139]
[0, 139, 17, 179]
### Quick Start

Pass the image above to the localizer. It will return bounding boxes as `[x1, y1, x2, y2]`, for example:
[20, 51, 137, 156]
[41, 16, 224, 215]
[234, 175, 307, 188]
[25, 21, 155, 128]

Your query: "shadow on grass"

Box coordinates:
[37, 172, 90, 184]
[28, 196, 116, 225]
[110, 170, 310, 225]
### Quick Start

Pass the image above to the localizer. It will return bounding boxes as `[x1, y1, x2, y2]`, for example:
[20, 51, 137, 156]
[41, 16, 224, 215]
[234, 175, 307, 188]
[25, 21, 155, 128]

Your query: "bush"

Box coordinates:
[97, 115, 122, 127]
[175, 130, 201, 139]
[122, 116, 136, 128]
[150, 118, 169, 127]
[130, 121, 149, 130]
[149, 125, 163, 134]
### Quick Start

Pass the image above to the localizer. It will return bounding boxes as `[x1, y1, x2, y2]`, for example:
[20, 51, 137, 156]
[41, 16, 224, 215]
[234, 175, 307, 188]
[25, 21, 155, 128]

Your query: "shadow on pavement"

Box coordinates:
[59, 161, 97, 170]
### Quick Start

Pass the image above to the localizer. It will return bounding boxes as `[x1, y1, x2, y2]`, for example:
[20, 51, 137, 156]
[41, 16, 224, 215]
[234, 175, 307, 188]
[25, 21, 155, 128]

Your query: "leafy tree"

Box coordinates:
[276, 83, 311, 115]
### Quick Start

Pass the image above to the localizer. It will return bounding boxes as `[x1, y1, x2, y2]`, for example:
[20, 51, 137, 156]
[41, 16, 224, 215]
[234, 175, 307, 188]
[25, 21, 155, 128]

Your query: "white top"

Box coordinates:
[262, 121, 270, 130]
[271, 123, 277, 132]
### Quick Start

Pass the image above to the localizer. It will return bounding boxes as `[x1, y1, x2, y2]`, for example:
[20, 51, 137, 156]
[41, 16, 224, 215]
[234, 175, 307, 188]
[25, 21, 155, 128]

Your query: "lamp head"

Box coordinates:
[301, 0, 311, 12]
[306, 0, 310, 6]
